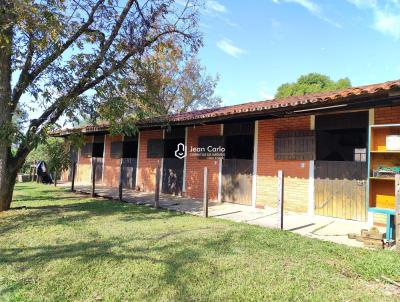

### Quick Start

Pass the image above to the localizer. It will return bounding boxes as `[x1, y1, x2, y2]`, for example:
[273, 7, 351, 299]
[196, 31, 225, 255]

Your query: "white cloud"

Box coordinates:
[273, 0, 342, 28]
[258, 82, 275, 100]
[175, 0, 194, 7]
[199, 22, 212, 29]
[374, 10, 400, 39]
[203, 0, 241, 29]
[216, 38, 245, 57]
[223, 18, 240, 28]
[347, 0, 400, 39]
[273, 0, 320, 14]
[176, 0, 227, 15]
[291, 0, 320, 14]
[346, 0, 377, 9]
[206, 0, 227, 14]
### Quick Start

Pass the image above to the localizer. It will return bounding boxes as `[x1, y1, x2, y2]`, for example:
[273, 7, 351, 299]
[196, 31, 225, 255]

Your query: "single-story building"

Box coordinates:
[57, 79, 400, 230]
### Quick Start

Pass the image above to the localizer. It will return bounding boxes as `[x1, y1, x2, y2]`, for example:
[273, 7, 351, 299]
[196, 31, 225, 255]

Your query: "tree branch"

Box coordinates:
[82, 26, 192, 95]
[81, 0, 135, 82]
[85, 28, 106, 48]
[11, 32, 34, 111]
[11, 0, 105, 106]
[21, 2, 197, 157]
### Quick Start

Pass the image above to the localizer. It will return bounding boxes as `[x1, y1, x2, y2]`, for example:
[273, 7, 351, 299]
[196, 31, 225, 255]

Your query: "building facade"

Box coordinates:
[59, 80, 400, 229]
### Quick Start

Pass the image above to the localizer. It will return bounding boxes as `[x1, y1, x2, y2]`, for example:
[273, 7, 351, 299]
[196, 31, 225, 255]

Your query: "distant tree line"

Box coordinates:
[275, 73, 351, 99]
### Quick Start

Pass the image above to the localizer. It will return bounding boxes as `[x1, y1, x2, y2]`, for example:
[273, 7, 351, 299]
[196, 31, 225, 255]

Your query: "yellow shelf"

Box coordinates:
[369, 125, 400, 216]
[370, 150, 400, 154]
[369, 177, 395, 181]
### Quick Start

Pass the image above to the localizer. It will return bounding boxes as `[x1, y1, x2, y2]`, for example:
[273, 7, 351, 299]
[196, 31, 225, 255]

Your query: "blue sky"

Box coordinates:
[197, 0, 400, 106]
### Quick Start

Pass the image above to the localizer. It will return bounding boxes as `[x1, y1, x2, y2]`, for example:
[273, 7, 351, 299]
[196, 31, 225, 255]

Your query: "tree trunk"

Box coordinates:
[0, 169, 17, 211]
[0, 5, 16, 211]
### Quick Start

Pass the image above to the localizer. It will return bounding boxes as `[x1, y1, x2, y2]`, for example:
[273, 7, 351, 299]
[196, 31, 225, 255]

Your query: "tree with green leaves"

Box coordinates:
[136, 40, 221, 114]
[0, 0, 202, 211]
[97, 38, 220, 134]
[275, 73, 351, 99]
[27, 138, 71, 186]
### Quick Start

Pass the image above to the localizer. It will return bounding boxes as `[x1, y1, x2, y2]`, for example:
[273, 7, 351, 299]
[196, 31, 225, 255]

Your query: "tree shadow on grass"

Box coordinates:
[0, 226, 237, 266]
[13, 196, 83, 203]
[0, 198, 183, 235]
[0, 229, 240, 301]
[1, 186, 282, 300]
[14, 185, 69, 194]
[8, 185, 185, 229]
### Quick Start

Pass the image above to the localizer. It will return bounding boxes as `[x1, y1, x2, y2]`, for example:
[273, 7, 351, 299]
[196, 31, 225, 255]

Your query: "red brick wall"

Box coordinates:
[185, 124, 222, 201]
[257, 116, 310, 178]
[103, 134, 123, 187]
[375, 106, 400, 124]
[137, 129, 163, 192]
[256, 116, 311, 211]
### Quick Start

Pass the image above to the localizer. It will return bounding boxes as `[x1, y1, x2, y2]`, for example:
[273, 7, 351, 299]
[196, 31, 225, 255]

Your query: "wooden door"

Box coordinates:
[93, 157, 103, 184]
[314, 161, 367, 221]
[162, 158, 184, 195]
[221, 159, 253, 205]
[121, 158, 137, 189]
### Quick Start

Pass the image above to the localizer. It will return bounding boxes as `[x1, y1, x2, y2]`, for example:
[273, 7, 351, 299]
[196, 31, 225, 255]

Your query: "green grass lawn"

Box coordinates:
[0, 183, 399, 301]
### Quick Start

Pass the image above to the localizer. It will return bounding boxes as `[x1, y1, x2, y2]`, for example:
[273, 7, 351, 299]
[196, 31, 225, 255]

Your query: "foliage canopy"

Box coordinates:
[0, 0, 203, 210]
[275, 73, 351, 99]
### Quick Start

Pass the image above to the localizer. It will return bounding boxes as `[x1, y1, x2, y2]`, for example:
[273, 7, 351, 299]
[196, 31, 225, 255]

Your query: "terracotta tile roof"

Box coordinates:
[143, 79, 400, 124]
[53, 79, 400, 135]
[51, 123, 110, 137]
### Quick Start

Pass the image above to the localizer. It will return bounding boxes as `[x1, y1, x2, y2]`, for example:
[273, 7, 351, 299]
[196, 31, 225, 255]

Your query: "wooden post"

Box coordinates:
[277, 170, 284, 230]
[203, 167, 209, 218]
[91, 157, 96, 197]
[33, 166, 37, 182]
[395, 174, 400, 249]
[154, 166, 160, 209]
[118, 160, 123, 201]
[71, 162, 76, 192]
[36, 166, 40, 183]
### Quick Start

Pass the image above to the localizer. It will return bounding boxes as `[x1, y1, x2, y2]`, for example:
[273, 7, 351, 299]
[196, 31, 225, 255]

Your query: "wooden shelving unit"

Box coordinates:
[370, 150, 400, 154]
[368, 124, 400, 240]
[369, 176, 395, 181]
